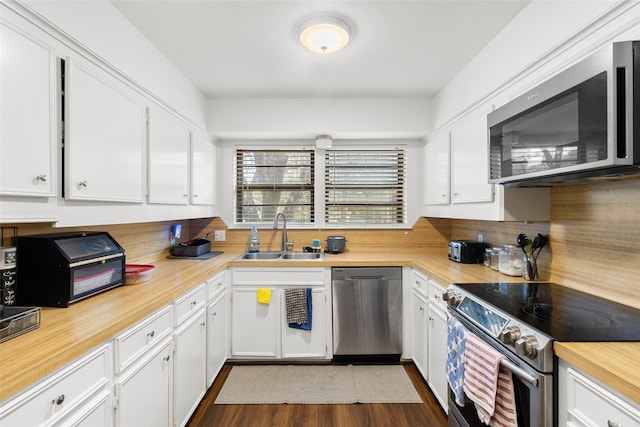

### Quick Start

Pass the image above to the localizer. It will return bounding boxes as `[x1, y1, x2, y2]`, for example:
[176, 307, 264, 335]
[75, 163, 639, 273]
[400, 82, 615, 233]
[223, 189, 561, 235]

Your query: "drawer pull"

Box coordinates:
[36, 174, 48, 182]
[211, 311, 217, 316]
[163, 355, 170, 362]
[608, 421, 623, 427]
[147, 330, 155, 339]
[191, 301, 197, 308]
[53, 394, 65, 405]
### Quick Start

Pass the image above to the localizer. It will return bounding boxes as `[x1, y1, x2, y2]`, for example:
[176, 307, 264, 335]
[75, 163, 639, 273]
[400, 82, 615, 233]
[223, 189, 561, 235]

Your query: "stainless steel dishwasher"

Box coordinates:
[332, 267, 402, 359]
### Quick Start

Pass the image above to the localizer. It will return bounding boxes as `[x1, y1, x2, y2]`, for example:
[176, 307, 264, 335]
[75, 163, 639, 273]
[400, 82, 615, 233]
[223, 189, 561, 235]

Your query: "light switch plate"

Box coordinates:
[214, 230, 226, 241]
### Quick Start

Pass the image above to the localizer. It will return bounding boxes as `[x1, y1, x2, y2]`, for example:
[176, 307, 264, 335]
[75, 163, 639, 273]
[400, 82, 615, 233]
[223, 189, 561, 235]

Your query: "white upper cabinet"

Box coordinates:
[424, 104, 550, 221]
[0, 17, 56, 197]
[190, 133, 216, 206]
[424, 132, 450, 205]
[450, 109, 493, 204]
[147, 108, 190, 205]
[64, 57, 146, 203]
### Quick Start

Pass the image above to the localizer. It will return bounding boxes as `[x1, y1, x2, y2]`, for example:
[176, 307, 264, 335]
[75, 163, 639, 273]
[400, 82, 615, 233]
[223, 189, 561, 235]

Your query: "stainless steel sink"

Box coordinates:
[233, 251, 324, 261]
[280, 252, 323, 260]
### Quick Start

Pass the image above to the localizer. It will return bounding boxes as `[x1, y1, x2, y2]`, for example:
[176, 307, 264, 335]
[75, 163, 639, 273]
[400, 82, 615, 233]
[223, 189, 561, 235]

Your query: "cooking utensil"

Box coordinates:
[534, 233, 547, 257]
[516, 233, 529, 254]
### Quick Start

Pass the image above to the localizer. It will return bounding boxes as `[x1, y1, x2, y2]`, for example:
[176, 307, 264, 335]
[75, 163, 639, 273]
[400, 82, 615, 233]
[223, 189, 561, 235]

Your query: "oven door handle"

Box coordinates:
[501, 358, 539, 387]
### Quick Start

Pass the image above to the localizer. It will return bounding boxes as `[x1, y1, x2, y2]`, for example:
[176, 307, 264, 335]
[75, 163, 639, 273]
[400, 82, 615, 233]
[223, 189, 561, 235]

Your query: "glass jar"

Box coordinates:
[483, 248, 492, 267]
[499, 244, 523, 276]
[490, 247, 501, 270]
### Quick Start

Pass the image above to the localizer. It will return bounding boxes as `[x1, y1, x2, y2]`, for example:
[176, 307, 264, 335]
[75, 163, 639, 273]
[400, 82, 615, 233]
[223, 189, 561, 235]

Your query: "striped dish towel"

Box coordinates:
[463, 332, 518, 427]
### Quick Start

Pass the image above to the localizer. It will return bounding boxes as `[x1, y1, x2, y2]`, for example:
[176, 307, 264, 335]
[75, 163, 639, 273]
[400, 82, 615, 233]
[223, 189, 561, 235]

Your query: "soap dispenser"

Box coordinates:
[248, 225, 260, 253]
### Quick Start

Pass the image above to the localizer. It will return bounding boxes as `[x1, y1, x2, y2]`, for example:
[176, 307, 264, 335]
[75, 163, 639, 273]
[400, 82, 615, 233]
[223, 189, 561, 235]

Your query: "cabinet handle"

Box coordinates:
[191, 301, 197, 308]
[163, 355, 170, 362]
[36, 174, 47, 182]
[78, 180, 88, 188]
[212, 311, 217, 316]
[200, 322, 206, 327]
[608, 421, 623, 427]
[52, 394, 65, 405]
[183, 194, 189, 197]
[193, 194, 199, 198]
[147, 330, 155, 339]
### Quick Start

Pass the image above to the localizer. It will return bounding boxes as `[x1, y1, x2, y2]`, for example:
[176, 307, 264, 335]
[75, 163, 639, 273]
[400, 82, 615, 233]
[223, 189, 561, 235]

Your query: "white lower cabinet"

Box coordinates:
[411, 269, 449, 413]
[230, 267, 329, 360]
[558, 359, 640, 427]
[173, 285, 207, 427]
[427, 279, 448, 413]
[0, 344, 112, 427]
[207, 291, 228, 386]
[412, 287, 428, 378]
[113, 305, 174, 427]
[114, 338, 173, 427]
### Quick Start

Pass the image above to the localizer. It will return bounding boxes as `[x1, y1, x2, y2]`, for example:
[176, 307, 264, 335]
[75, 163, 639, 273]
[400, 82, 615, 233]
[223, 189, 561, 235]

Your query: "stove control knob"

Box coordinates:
[442, 290, 462, 307]
[515, 335, 538, 359]
[499, 326, 521, 345]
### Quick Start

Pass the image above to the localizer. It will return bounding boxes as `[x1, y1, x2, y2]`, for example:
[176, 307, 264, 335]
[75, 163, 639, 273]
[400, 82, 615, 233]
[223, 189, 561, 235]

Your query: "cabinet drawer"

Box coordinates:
[412, 270, 428, 296]
[0, 344, 111, 427]
[232, 267, 325, 286]
[207, 271, 227, 301]
[566, 366, 640, 427]
[113, 305, 172, 374]
[174, 284, 206, 326]
[428, 280, 447, 309]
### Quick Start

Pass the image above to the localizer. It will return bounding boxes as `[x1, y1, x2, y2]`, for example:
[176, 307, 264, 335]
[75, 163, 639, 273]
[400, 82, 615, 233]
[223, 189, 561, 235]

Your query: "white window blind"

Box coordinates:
[325, 149, 406, 224]
[235, 149, 314, 224]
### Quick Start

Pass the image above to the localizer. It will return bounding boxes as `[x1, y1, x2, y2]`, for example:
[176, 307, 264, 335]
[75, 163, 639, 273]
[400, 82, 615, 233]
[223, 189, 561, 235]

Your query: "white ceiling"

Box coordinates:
[110, 0, 530, 99]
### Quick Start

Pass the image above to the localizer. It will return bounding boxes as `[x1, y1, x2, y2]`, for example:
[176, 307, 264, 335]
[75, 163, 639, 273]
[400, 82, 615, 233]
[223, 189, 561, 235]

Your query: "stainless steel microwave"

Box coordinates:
[488, 41, 640, 186]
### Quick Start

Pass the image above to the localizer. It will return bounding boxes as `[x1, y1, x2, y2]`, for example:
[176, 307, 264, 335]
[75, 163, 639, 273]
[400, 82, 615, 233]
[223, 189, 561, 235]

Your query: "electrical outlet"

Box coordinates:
[214, 230, 226, 241]
[477, 233, 484, 243]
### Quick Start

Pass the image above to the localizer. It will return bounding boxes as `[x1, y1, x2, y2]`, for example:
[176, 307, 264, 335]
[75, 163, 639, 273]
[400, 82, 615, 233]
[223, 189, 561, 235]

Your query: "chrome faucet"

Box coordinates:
[273, 212, 293, 251]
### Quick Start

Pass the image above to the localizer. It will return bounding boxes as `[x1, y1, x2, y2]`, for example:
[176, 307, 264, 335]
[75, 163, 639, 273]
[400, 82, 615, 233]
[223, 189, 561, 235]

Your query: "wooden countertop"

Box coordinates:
[1, 250, 638, 405]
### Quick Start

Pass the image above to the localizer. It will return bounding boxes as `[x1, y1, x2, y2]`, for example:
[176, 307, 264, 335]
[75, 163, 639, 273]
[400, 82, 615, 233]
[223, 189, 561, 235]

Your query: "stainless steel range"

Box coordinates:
[444, 282, 640, 427]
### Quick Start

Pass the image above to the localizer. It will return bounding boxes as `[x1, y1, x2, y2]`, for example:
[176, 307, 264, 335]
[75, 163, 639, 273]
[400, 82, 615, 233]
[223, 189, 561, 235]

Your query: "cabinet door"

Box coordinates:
[114, 339, 172, 427]
[412, 291, 428, 378]
[450, 110, 493, 204]
[424, 132, 450, 205]
[428, 303, 449, 412]
[190, 133, 216, 206]
[147, 108, 190, 204]
[281, 288, 326, 358]
[0, 19, 56, 197]
[174, 309, 207, 427]
[64, 58, 145, 202]
[207, 292, 228, 387]
[231, 288, 278, 358]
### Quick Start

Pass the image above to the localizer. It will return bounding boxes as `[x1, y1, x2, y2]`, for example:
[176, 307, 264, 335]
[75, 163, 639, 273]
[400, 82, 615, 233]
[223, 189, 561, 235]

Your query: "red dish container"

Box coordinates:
[124, 264, 155, 285]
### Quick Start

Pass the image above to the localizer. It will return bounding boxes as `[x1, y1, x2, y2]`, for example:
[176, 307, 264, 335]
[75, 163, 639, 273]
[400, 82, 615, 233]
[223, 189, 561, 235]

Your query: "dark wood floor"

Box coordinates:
[187, 362, 448, 427]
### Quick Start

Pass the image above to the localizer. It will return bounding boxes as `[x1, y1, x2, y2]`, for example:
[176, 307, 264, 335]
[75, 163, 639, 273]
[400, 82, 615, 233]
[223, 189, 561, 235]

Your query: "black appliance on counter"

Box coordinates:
[444, 282, 640, 427]
[17, 231, 125, 307]
[448, 240, 485, 264]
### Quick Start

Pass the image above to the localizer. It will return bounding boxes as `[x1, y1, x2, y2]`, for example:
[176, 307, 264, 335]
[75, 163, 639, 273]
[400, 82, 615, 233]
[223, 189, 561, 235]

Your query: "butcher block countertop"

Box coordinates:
[1, 250, 638, 405]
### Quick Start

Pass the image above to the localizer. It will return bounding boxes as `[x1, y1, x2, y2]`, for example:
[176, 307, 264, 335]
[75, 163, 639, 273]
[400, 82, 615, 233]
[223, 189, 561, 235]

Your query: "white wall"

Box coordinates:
[22, 0, 208, 129]
[432, 0, 640, 130]
[207, 98, 433, 140]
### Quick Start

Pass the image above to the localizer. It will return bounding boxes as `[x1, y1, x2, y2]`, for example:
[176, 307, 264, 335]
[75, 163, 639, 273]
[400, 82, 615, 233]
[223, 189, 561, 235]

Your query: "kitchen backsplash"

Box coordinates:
[5, 177, 639, 309]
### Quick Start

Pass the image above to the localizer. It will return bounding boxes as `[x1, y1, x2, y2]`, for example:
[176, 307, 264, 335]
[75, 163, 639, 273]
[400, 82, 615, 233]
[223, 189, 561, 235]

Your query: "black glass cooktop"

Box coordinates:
[454, 282, 640, 342]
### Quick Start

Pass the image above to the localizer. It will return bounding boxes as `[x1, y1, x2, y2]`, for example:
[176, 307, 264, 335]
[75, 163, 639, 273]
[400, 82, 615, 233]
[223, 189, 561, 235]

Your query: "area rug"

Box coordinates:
[214, 365, 423, 404]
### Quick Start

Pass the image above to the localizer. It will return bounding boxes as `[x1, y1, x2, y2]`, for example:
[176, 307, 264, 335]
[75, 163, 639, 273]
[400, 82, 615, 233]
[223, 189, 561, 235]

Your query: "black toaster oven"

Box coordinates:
[448, 240, 485, 264]
[16, 231, 125, 307]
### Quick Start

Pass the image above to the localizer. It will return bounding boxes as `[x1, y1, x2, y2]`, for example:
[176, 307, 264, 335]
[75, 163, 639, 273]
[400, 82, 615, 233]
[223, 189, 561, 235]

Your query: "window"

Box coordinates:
[235, 150, 314, 225]
[325, 149, 406, 224]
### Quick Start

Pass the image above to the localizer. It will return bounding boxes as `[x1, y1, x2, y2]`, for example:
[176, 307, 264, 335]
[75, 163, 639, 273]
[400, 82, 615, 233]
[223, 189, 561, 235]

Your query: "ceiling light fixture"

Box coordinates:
[299, 16, 351, 55]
